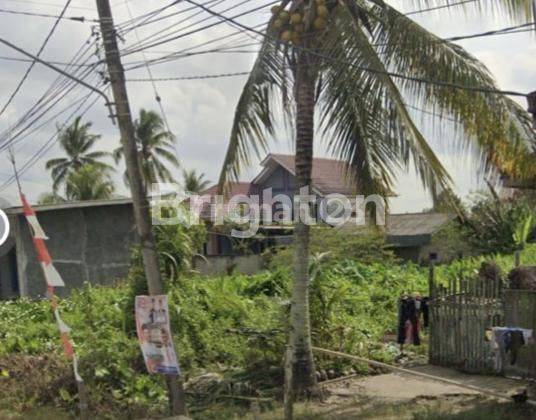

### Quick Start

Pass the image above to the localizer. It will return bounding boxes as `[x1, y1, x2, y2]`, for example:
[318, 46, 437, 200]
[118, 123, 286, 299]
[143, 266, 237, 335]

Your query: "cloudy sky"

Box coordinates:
[0, 0, 534, 212]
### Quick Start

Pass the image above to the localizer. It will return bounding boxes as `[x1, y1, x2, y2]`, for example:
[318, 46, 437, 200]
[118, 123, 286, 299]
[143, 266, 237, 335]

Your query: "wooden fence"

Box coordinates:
[428, 266, 504, 373]
[503, 289, 536, 378]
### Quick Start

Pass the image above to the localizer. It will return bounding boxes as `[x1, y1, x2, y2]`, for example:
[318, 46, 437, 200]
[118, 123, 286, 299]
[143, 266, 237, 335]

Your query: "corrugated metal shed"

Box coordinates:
[387, 213, 455, 237]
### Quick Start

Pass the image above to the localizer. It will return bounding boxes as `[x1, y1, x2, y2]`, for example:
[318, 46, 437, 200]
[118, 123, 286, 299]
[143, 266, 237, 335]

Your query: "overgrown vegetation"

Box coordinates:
[428, 191, 536, 259]
[1, 235, 535, 417]
[463, 193, 536, 255]
[265, 227, 399, 268]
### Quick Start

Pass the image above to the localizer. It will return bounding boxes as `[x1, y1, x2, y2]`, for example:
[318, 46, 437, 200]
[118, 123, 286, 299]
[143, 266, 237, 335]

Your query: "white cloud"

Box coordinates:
[0, 0, 533, 213]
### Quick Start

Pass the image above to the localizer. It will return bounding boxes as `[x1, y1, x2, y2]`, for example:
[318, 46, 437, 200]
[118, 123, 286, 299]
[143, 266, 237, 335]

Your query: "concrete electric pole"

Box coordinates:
[95, 0, 186, 415]
[528, 91, 536, 128]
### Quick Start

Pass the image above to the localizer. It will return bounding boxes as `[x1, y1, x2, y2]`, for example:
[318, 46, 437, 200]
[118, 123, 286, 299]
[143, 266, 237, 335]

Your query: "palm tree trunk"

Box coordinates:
[289, 50, 317, 395]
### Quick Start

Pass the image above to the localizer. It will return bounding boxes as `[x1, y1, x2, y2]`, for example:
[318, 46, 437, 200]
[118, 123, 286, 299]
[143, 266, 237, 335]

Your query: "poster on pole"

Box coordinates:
[135, 295, 180, 375]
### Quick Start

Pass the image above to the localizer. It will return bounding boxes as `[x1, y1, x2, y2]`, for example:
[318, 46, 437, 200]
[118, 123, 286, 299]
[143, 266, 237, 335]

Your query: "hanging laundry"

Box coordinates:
[397, 296, 420, 346]
[414, 293, 430, 329]
[490, 327, 533, 373]
[421, 297, 430, 329]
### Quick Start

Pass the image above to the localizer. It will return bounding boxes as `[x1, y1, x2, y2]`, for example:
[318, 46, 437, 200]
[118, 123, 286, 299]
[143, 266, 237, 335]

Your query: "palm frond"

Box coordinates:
[217, 28, 289, 194]
[153, 146, 180, 167]
[85, 151, 112, 161]
[368, 2, 535, 179]
[112, 146, 123, 163]
[402, 0, 535, 23]
[322, 3, 452, 193]
[45, 158, 68, 170]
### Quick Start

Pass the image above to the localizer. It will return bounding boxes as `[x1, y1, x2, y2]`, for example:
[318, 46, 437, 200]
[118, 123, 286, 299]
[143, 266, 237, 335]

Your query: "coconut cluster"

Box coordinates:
[270, 0, 329, 45]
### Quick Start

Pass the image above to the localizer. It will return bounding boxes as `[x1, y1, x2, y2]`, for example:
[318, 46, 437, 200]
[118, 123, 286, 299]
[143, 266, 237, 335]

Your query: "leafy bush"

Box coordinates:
[0, 262, 418, 416]
[463, 193, 535, 254]
[265, 226, 398, 270]
[2, 244, 536, 417]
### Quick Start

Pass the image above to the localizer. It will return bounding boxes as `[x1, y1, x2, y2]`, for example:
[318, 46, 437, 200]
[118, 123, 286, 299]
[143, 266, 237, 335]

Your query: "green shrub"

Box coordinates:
[265, 226, 398, 270]
[1, 245, 536, 417]
[463, 193, 535, 255]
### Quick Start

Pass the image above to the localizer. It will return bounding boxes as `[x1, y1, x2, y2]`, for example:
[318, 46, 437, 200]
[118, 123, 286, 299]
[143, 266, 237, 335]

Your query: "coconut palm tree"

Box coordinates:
[38, 192, 66, 205]
[114, 109, 179, 187]
[65, 164, 115, 201]
[182, 169, 211, 193]
[46, 116, 112, 191]
[216, 0, 535, 394]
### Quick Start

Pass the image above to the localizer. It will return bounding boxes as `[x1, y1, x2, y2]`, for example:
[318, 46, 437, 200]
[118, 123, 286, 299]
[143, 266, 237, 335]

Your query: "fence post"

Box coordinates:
[428, 262, 435, 364]
[76, 378, 89, 420]
[284, 345, 294, 420]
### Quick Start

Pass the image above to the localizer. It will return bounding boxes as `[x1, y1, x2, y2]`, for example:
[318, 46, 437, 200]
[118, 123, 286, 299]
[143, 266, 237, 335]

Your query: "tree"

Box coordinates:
[114, 109, 179, 187]
[428, 189, 466, 217]
[182, 169, 211, 193]
[46, 116, 112, 191]
[464, 190, 535, 254]
[37, 192, 66, 205]
[216, 0, 535, 394]
[65, 164, 115, 201]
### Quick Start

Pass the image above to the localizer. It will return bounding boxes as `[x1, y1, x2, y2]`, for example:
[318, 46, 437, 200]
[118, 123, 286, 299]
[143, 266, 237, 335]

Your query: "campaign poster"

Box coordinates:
[135, 295, 180, 375]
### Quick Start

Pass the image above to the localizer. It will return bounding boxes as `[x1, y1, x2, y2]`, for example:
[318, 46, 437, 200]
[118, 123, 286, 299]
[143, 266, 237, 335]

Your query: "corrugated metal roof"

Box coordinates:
[339, 212, 455, 247]
[4, 196, 133, 215]
[386, 213, 455, 236]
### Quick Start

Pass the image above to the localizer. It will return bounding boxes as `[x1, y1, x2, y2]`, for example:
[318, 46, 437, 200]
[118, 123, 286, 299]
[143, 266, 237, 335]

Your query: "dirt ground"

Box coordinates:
[324, 364, 528, 402]
[1, 365, 533, 419]
[246, 365, 535, 420]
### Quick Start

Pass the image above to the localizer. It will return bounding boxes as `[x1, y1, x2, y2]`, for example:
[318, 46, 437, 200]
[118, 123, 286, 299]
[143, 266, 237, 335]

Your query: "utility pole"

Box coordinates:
[528, 91, 536, 128]
[95, 0, 186, 415]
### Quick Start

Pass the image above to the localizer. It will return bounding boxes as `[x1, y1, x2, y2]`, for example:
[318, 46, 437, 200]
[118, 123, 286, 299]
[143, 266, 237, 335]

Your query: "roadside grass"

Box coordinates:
[412, 400, 535, 420]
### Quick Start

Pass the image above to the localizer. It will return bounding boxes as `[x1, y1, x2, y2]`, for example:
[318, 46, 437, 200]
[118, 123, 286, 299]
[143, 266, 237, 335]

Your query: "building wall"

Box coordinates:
[259, 165, 295, 194]
[194, 254, 264, 276]
[0, 237, 18, 300]
[14, 204, 137, 298]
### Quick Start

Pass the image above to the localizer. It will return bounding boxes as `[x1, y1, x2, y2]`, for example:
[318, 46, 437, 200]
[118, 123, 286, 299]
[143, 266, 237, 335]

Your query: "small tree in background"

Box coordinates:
[65, 164, 116, 201]
[182, 169, 211, 193]
[114, 109, 179, 187]
[46, 116, 112, 191]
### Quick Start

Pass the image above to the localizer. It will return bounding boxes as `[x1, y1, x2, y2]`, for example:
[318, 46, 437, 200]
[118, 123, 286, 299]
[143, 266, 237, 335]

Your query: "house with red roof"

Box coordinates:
[197, 154, 363, 257]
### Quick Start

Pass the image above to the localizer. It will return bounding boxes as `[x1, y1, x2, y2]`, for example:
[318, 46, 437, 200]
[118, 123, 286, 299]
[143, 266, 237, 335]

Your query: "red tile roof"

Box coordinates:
[265, 154, 357, 195]
[195, 155, 359, 221]
[200, 182, 256, 197]
[200, 155, 358, 200]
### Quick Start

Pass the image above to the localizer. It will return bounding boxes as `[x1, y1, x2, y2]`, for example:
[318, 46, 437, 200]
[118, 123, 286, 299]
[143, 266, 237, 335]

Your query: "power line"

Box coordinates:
[0, 54, 95, 67]
[122, 1, 278, 57]
[0, 42, 93, 143]
[115, 0, 181, 30]
[0, 7, 98, 22]
[444, 21, 536, 42]
[0, 36, 102, 150]
[0, 36, 113, 147]
[0, 0, 95, 11]
[1, 66, 102, 152]
[405, 0, 478, 16]
[183, 0, 529, 98]
[126, 71, 251, 82]
[0, 0, 73, 119]
[123, 20, 534, 72]
[120, 0, 249, 55]
[123, 41, 262, 71]
[123, 0, 174, 136]
[372, 21, 536, 48]
[122, 24, 267, 70]
[0, 90, 104, 192]
[117, 1, 527, 72]
[120, 0, 216, 31]
[1, 76, 102, 154]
